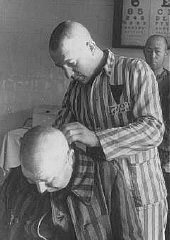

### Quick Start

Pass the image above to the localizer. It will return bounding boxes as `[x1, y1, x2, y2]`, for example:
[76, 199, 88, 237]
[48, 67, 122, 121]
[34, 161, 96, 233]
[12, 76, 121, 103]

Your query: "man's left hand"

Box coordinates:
[61, 122, 100, 147]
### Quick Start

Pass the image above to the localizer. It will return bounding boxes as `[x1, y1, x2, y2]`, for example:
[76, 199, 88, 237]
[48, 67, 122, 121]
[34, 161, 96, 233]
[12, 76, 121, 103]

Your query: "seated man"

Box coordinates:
[0, 126, 144, 240]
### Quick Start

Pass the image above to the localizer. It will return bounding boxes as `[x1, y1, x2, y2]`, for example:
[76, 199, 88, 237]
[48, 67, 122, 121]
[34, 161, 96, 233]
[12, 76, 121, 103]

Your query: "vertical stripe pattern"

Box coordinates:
[54, 49, 167, 239]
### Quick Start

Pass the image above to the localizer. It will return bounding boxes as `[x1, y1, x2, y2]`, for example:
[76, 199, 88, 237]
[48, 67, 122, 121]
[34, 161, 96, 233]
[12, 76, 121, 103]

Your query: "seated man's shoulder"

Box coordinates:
[3, 167, 26, 186]
[0, 166, 36, 199]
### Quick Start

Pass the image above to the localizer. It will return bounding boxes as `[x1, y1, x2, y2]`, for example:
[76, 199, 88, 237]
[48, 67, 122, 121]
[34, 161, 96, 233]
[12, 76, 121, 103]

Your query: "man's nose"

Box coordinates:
[36, 182, 47, 193]
[151, 51, 156, 58]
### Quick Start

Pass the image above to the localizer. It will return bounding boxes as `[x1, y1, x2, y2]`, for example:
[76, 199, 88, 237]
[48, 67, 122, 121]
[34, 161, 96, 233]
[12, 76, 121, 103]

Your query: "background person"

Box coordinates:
[144, 34, 170, 240]
[49, 20, 167, 240]
[0, 126, 144, 240]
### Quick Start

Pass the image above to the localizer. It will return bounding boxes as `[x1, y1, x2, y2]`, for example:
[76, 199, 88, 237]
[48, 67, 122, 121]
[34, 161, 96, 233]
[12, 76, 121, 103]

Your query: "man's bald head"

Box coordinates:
[20, 126, 74, 193]
[49, 20, 92, 53]
[20, 126, 69, 176]
[144, 35, 168, 51]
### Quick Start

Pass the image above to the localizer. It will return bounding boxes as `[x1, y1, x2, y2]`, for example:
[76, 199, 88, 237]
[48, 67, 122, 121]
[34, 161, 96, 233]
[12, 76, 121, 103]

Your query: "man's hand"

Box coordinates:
[61, 122, 100, 147]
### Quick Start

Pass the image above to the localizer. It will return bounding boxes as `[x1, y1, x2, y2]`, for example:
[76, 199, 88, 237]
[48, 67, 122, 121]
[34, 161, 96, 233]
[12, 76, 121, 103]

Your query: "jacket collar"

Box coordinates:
[103, 49, 115, 77]
[157, 68, 169, 79]
[53, 147, 95, 205]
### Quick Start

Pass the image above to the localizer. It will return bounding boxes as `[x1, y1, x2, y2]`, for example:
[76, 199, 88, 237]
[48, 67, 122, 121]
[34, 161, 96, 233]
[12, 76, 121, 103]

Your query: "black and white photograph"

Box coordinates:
[0, 1, 169, 239]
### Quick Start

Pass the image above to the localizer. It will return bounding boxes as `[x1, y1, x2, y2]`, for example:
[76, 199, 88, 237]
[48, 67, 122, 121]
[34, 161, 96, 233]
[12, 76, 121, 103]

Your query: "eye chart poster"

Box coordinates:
[121, 0, 170, 47]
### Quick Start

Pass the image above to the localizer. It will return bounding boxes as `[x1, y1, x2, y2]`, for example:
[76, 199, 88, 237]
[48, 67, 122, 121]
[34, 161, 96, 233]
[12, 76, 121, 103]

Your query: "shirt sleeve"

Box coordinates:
[54, 81, 76, 128]
[96, 60, 164, 160]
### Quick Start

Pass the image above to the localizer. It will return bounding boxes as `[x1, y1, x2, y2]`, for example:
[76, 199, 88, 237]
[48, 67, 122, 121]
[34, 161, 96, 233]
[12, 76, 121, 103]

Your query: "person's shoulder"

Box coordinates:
[0, 167, 22, 198]
[111, 51, 148, 69]
[125, 57, 152, 73]
[1, 166, 34, 195]
[2, 166, 21, 185]
[105, 49, 150, 76]
[110, 48, 142, 61]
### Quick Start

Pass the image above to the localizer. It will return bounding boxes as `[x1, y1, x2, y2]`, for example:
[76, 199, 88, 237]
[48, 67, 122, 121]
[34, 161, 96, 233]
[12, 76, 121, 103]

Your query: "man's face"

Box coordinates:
[22, 148, 74, 194]
[50, 38, 93, 84]
[144, 38, 167, 71]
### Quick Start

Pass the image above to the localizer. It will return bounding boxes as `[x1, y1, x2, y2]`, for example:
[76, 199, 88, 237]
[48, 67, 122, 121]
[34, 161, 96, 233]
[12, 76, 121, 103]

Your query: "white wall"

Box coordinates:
[0, 0, 114, 146]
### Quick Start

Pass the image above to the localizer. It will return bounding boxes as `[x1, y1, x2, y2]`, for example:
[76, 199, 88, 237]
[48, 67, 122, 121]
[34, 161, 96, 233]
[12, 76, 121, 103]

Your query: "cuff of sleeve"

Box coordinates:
[95, 129, 118, 160]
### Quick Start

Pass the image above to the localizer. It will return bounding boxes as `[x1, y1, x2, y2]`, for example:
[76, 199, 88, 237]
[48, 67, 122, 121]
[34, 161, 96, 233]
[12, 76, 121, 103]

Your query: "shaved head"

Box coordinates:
[20, 126, 69, 176]
[49, 20, 104, 84]
[49, 20, 92, 53]
[145, 35, 168, 50]
[20, 126, 74, 193]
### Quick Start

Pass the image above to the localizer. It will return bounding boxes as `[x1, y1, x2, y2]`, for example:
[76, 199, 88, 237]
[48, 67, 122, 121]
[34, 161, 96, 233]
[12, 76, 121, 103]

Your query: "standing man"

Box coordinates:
[144, 34, 170, 240]
[49, 21, 167, 240]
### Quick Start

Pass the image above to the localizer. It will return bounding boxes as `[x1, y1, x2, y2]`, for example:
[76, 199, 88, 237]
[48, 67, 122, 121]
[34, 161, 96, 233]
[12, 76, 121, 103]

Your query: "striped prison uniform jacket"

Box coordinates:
[54, 49, 167, 240]
[0, 148, 144, 240]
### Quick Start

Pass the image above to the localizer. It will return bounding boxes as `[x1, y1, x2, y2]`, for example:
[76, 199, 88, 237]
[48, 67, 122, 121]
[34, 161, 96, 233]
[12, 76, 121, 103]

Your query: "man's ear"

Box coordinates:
[86, 41, 96, 55]
[164, 50, 168, 56]
[69, 59, 77, 68]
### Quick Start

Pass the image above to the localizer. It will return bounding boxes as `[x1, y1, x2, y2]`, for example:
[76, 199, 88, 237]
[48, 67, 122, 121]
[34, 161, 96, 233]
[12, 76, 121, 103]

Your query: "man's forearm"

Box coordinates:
[96, 115, 164, 160]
